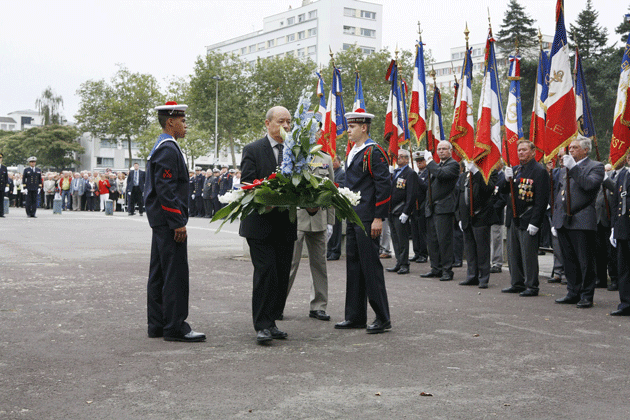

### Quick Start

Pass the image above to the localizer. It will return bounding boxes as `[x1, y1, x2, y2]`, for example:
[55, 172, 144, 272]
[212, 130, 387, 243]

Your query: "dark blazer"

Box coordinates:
[492, 170, 508, 225]
[333, 167, 346, 189]
[551, 157, 604, 231]
[502, 158, 549, 229]
[192, 173, 205, 195]
[126, 170, 146, 193]
[458, 170, 499, 229]
[345, 140, 391, 222]
[425, 158, 459, 217]
[596, 174, 616, 227]
[23, 167, 42, 191]
[0, 164, 7, 196]
[218, 173, 233, 195]
[239, 136, 297, 241]
[390, 165, 418, 217]
[612, 168, 630, 240]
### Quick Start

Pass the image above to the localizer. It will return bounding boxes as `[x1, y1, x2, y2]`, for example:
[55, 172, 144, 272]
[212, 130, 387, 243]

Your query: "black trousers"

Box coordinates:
[389, 215, 410, 268]
[247, 238, 294, 331]
[558, 228, 597, 301]
[327, 218, 343, 258]
[463, 224, 491, 285]
[344, 222, 390, 324]
[194, 196, 204, 217]
[129, 186, 144, 214]
[426, 213, 454, 275]
[410, 210, 428, 258]
[25, 190, 38, 216]
[203, 198, 213, 217]
[616, 239, 630, 311]
[0, 191, 4, 216]
[595, 223, 617, 286]
[147, 226, 191, 338]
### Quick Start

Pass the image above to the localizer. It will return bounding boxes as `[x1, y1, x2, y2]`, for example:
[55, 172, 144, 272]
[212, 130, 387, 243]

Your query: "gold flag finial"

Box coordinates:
[464, 22, 470, 49]
[418, 21, 423, 42]
[488, 7, 492, 30]
[538, 28, 543, 49]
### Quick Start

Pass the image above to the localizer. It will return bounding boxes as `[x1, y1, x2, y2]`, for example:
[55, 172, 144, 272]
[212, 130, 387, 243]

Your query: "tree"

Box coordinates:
[75, 65, 163, 166]
[495, 0, 539, 60]
[0, 125, 83, 169]
[35, 86, 64, 125]
[615, 6, 630, 44]
[569, 0, 609, 60]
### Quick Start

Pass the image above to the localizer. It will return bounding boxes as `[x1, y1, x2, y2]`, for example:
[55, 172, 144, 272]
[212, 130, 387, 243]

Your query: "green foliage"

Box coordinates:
[615, 6, 630, 44]
[495, 0, 539, 60]
[36, 87, 64, 125]
[0, 125, 82, 169]
[569, 0, 609, 60]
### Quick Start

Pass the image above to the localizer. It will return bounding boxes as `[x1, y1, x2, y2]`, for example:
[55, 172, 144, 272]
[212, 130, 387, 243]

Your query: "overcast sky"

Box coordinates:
[0, 0, 624, 122]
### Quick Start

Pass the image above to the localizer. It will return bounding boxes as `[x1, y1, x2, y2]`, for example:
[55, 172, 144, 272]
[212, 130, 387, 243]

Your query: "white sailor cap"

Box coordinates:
[155, 101, 187, 117]
[27, 156, 37, 162]
[194, 166, 201, 171]
[212, 168, 220, 173]
[221, 164, 228, 169]
[412, 151, 424, 160]
[344, 108, 374, 124]
[228, 169, 235, 173]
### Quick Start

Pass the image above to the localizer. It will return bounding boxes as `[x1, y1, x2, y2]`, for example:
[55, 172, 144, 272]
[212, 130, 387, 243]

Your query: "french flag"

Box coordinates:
[427, 85, 445, 162]
[472, 26, 504, 183]
[346, 72, 366, 156]
[384, 60, 404, 157]
[449, 47, 474, 162]
[529, 48, 549, 163]
[319, 67, 347, 159]
[409, 41, 427, 147]
[543, 0, 577, 162]
[610, 26, 630, 169]
[503, 53, 524, 167]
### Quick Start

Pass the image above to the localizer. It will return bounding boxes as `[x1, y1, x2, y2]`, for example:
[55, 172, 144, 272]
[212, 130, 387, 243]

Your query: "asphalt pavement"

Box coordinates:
[1, 208, 629, 419]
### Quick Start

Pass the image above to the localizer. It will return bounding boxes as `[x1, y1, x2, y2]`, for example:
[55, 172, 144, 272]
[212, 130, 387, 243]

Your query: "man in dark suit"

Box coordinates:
[386, 149, 418, 275]
[335, 109, 392, 334]
[127, 162, 145, 216]
[420, 141, 460, 282]
[22, 156, 43, 218]
[552, 137, 604, 308]
[610, 154, 630, 316]
[594, 164, 617, 289]
[144, 101, 205, 342]
[191, 167, 205, 217]
[410, 153, 429, 263]
[457, 163, 498, 289]
[327, 155, 345, 261]
[239, 106, 297, 343]
[501, 140, 549, 297]
[0, 152, 7, 218]
[210, 168, 221, 215]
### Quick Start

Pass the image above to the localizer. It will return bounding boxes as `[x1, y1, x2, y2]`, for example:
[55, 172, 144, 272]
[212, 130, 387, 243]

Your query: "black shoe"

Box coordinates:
[309, 310, 331, 321]
[148, 328, 163, 338]
[397, 267, 410, 275]
[269, 326, 288, 339]
[502, 286, 525, 293]
[275, 313, 284, 320]
[548, 276, 562, 283]
[366, 319, 392, 334]
[334, 320, 367, 329]
[555, 295, 580, 304]
[256, 329, 273, 343]
[420, 270, 441, 278]
[478, 283, 488, 289]
[128, 213, 135, 216]
[489, 266, 502, 273]
[163, 330, 206, 342]
[416, 256, 428, 263]
[452, 261, 463, 267]
[608, 283, 619, 291]
[409, 255, 420, 262]
[576, 299, 593, 308]
[386, 265, 401, 273]
[519, 288, 539, 297]
[610, 307, 630, 316]
[459, 278, 479, 286]
[440, 273, 453, 281]
[327, 256, 340, 261]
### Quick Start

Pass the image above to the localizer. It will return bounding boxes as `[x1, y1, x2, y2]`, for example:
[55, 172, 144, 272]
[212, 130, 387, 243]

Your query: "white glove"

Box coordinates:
[610, 228, 617, 248]
[326, 224, 333, 242]
[527, 224, 539, 236]
[551, 227, 557, 237]
[468, 162, 478, 174]
[604, 172, 609, 181]
[4, 187, 8, 193]
[423, 150, 433, 162]
[562, 154, 576, 170]
[38, 188, 41, 194]
[504, 167, 513, 181]
[191, 194, 195, 200]
[399, 213, 409, 224]
[458, 221, 463, 231]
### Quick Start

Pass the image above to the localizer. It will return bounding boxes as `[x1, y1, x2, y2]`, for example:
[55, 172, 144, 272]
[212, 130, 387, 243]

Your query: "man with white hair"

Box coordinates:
[551, 136, 604, 308]
[70, 172, 85, 211]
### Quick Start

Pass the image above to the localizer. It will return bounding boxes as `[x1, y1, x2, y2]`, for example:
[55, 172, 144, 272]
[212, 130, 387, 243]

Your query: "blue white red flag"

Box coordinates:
[400, 78, 411, 146]
[574, 47, 595, 140]
[409, 41, 427, 147]
[346, 72, 366, 155]
[529, 49, 549, 162]
[473, 27, 504, 183]
[385, 60, 404, 157]
[503, 53, 523, 167]
[427, 85, 445, 162]
[315, 72, 327, 118]
[610, 30, 630, 169]
[543, 0, 577, 162]
[319, 67, 347, 159]
[449, 47, 474, 162]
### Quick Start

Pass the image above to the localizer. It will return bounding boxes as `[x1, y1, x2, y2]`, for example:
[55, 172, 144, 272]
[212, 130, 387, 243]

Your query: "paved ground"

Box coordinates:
[1, 208, 629, 419]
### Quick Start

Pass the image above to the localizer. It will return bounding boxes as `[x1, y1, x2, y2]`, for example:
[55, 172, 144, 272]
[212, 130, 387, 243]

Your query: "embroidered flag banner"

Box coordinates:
[610, 29, 630, 169]
[504, 53, 523, 167]
[529, 49, 550, 162]
[449, 47, 475, 162]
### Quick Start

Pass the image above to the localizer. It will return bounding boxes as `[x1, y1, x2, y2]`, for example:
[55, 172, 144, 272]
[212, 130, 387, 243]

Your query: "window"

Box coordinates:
[308, 46, 316, 55]
[298, 13, 305, 22]
[297, 48, 305, 57]
[267, 39, 275, 48]
[361, 46, 375, 54]
[308, 28, 317, 37]
[287, 17, 295, 25]
[361, 10, 376, 19]
[125, 159, 143, 169]
[258, 42, 265, 51]
[287, 33, 295, 42]
[308, 10, 317, 19]
[100, 139, 117, 148]
[241, 47, 247, 55]
[298, 31, 305, 40]
[97, 157, 114, 167]
[360, 28, 375, 37]
[343, 26, 356, 35]
[344, 8, 356, 17]
[248, 44, 256, 53]
[1, 124, 6, 130]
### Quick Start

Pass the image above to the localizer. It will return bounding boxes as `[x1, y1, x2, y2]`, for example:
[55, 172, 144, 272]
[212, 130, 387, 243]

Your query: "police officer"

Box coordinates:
[210, 168, 221, 215]
[144, 101, 205, 342]
[22, 156, 43, 218]
[192, 167, 205, 217]
[0, 152, 7, 218]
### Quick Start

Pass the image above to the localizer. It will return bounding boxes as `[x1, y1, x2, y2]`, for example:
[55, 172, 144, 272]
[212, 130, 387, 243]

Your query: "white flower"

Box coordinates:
[219, 189, 245, 204]
[338, 187, 361, 206]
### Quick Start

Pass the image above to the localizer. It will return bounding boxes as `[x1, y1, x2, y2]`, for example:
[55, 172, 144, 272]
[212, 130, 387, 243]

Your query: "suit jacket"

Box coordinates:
[425, 158, 459, 217]
[219, 173, 233, 195]
[551, 157, 604, 231]
[612, 168, 630, 240]
[344, 139, 391, 223]
[389, 165, 418, 217]
[296, 153, 335, 232]
[596, 172, 616, 227]
[502, 158, 549, 229]
[71, 177, 86, 195]
[22, 167, 43, 191]
[492, 170, 507, 225]
[458, 170, 498, 229]
[239, 135, 297, 241]
[126, 170, 146, 193]
[0, 164, 7, 196]
[202, 176, 213, 197]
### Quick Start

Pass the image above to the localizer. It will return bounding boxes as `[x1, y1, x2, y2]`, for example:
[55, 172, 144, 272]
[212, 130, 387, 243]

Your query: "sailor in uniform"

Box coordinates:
[22, 156, 42, 218]
[144, 101, 205, 342]
[0, 152, 7, 218]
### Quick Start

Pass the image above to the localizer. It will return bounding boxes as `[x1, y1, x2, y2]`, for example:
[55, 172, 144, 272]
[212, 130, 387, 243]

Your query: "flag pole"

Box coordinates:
[427, 67, 436, 207]
[505, 39, 518, 219]
[467, 20, 474, 218]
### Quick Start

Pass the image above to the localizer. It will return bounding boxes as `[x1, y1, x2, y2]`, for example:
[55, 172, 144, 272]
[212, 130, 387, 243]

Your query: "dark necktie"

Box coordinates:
[276, 144, 283, 168]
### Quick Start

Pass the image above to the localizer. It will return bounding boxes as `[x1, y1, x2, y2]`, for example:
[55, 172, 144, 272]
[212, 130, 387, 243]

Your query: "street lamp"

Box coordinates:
[211, 76, 223, 166]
